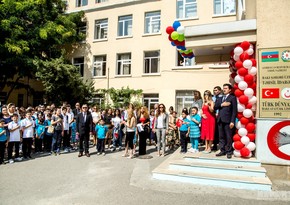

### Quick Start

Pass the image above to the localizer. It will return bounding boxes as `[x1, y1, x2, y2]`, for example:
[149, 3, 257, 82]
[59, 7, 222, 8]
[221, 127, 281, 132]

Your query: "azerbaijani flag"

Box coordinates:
[261, 51, 279, 62]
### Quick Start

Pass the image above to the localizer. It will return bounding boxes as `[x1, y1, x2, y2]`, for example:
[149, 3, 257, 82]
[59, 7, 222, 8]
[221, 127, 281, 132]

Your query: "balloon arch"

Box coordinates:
[166, 21, 257, 158]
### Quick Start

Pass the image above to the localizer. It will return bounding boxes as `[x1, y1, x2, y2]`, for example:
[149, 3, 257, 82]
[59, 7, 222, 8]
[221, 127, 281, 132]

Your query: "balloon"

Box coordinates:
[173, 21, 181, 30]
[247, 152, 253, 158]
[241, 136, 250, 145]
[176, 118, 183, 128]
[248, 66, 257, 76]
[239, 95, 248, 105]
[166, 26, 175, 35]
[235, 120, 245, 129]
[243, 109, 253, 118]
[238, 128, 248, 136]
[234, 46, 244, 56]
[171, 31, 179, 40]
[246, 122, 256, 133]
[168, 35, 173, 41]
[250, 59, 256, 67]
[240, 52, 249, 61]
[244, 74, 254, 84]
[244, 88, 254, 98]
[234, 75, 244, 83]
[233, 54, 240, 61]
[176, 26, 185, 34]
[233, 134, 241, 142]
[248, 133, 256, 142]
[171, 41, 176, 46]
[246, 48, 254, 56]
[248, 96, 257, 104]
[240, 117, 249, 125]
[249, 82, 256, 90]
[243, 60, 253, 69]
[177, 34, 185, 42]
[237, 103, 245, 112]
[246, 103, 252, 109]
[238, 67, 248, 76]
[233, 141, 245, 150]
[234, 149, 241, 157]
[234, 89, 244, 97]
[251, 104, 257, 111]
[237, 112, 244, 119]
[240, 147, 251, 157]
[238, 81, 248, 90]
[246, 142, 256, 151]
[235, 61, 243, 69]
[240, 41, 250, 50]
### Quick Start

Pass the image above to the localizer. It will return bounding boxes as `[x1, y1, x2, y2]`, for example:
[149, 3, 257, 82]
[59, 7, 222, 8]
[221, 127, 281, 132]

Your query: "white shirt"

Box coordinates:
[91, 112, 100, 123]
[157, 115, 164, 129]
[62, 114, 69, 131]
[8, 121, 21, 142]
[21, 118, 35, 138]
[68, 112, 74, 127]
[112, 116, 122, 128]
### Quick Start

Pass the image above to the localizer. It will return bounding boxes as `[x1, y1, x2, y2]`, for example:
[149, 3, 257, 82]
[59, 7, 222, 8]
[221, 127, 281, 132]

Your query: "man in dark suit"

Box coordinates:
[214, 84, 237, 159]
[76, 104, 93, 157]
[72, 102, 81, 117]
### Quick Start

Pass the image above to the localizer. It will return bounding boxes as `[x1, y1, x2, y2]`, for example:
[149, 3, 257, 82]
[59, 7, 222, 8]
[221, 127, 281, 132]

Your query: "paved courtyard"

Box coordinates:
[0, 145, 289, 205]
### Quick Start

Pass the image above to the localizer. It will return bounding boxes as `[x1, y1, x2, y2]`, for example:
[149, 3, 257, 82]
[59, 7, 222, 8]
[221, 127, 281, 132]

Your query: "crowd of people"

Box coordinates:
[0, 83, 238, 165]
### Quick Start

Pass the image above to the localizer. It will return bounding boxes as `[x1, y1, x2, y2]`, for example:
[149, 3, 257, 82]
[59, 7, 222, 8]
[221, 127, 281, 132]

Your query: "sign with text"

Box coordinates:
[258, 47, 290, 118]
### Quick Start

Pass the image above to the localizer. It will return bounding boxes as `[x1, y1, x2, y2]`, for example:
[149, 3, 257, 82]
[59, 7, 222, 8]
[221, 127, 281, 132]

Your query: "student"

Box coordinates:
[188, 107, 201, 153]
[95, 119, 108, 156]
[43, 113, 53, 153]
[21, 111, 35, 159]
[111, 109, 123, 151]
[8, 114, 22, 163]
[35, 113, 46, 153]
[122, 109, 136, 159]
[51, 108, 63, 155]
[62, 107, 70, 152]
[0, 119, 8, 164]
[71, 120, 77, 150]
[179, 110, 190, 154]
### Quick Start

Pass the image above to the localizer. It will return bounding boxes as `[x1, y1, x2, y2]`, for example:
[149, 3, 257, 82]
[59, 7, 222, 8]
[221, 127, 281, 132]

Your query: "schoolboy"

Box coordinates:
[21, 111, 35, 159]
[95, 119, 108, 156]
[8, 114, 22, 163]
[0, 119, 7, 164]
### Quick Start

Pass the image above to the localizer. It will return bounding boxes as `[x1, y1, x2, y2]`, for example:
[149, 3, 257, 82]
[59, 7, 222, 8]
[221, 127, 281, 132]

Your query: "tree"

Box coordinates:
[0, 0, 89, 103]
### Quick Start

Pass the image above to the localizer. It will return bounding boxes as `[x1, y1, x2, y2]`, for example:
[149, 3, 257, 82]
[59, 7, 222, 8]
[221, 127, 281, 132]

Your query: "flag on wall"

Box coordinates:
[262, 88, 280, 98]
[261, 51, 279, 62]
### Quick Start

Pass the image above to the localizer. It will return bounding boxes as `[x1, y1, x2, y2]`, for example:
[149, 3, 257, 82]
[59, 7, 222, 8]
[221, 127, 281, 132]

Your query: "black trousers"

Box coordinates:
[138, 131, 148, 155]
[35, 138, 43, 152]
[62, 130, 70, 149]
[79, 133, 89, 153]
[97, 138, 105, 153]
[22, 138, 33, 157]
[43, 134, 52, 152]
[0, 141, 6, 163]
[8, 141, 20, 159]
[218, 121, 234, 154]
[180, 131, 188, 153]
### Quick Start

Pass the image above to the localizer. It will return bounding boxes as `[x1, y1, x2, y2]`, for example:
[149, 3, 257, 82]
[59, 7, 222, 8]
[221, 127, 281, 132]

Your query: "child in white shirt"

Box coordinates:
[21, 111, 35, 159]
[8, 114, 22, 163]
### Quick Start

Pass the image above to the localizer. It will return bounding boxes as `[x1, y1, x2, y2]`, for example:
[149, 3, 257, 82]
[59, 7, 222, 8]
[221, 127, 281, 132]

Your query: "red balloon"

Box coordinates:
[239, 95, 249, 105]
[246, 103, 252, 109]
[246, 123, 256, 133]
[166, 26, 175, 35]
[233, 141, 245, 150]
[230, 73, 237, 79]
[235, 61, 243, 69]
[240, 41, 250, 51]
[234, 89, 244, 97]
[168, 35, 173, 41]
[238, 67, 248, 76]
[233, 84, 238, 89]
[240, 147, 251, 157]
[248, 133, 256, 142]
[176, 119, 183, 128]
[250, 82, 256, 89]
[244, 74, 254, 83]
[237, 112, 243, 119]
[240, 52, 249, 61]
[248, 116, 255, 123]
[240, 117, 249, 125]
[250, 58, 256, 67]
[233, 134, 241, 142]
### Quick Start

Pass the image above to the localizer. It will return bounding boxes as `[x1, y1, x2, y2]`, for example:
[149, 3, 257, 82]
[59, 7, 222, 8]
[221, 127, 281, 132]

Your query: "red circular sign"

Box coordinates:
[267, 121, 290, 160]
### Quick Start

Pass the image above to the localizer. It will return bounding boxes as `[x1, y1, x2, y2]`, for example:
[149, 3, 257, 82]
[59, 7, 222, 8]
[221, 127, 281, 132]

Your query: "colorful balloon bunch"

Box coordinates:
[166, 21, 194, 59]
[229, 41, 257, 158]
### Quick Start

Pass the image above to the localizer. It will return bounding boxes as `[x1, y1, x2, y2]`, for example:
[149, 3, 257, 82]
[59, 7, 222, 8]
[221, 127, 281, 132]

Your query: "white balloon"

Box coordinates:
[246, 48, 254, 56]
[249, 44, 254, 49]
[234, 46, 244, 56]
[234, 75, 244, 83]
[243, 59, 253, 69]
[243, 109, 253, 118]
[251, 104, 257, 111]
[249, 66, 257, 76]
[244, 88, 254, 98]
[238, 128, 248, 136]
[236, 120, 245, 129]
[246, 152, 252, 158]
[246, 142, 256, 151]
[177, 26, 185, 34]
[238, 81, 248, 90]
[249, 96, 257, 104]
[241, 136, 250, 145]
[233, 54, 240, 61]
[234, 150, 241, 157]
[237, 103, 246, 112]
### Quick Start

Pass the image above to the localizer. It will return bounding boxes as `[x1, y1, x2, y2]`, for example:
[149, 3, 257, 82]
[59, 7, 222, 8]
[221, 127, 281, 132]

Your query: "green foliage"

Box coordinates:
[97, 87, 143, 108]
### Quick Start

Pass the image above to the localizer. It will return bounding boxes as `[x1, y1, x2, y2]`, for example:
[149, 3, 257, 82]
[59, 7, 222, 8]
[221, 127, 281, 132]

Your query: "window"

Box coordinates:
[93, 55, 107, 77]
[176, 90, 195, 114]
[33, 92, 44, 107]
[92, 95, 104, 108]
[177, 0, 197, 19]
[116, 53, 131, 75]
[96, 0, 107, 3]
[118, 15, 132, 37]
[76, 0, 88, 7]
[144, 51, 160, 74]
[177, 51, 195, 66]
[143, 94, 159, 110]
[94, 19, 108, 40]
[73, 57, 84, 77]
[77, 21, 87, 42]
[18, 94, 24, 107]
[144, 11, 161, 34]
[214, 0, 236, 15]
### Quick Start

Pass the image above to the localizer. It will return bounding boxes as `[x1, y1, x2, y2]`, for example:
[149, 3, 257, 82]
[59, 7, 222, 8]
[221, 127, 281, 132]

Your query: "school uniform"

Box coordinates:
[95, 124, 108, 153]
[179, 117, 190, 153]
[0, 127, 7, 164]
[8, 121, 21, 160]
[35, 120, 46, 152]
[21, 118, 35, 158]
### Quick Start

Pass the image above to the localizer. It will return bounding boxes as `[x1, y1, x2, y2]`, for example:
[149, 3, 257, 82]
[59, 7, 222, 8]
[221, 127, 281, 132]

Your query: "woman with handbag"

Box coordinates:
[136, 106, 150, 156]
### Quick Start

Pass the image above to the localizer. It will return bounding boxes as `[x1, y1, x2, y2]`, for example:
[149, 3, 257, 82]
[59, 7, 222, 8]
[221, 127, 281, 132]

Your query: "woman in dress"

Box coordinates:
[200, 90, 216, 153]
[136, 106, 150, 155]
[122, 109, 136, 159]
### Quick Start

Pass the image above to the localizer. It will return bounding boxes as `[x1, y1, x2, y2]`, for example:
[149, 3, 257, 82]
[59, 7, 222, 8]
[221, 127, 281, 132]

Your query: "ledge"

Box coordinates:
[142, 32, 162, 37]
[116, 35, 133, 40]
[142, 73, 161, 77]
[212, 13, 236, 18]
[93, 38, 108, 43]
[114, 74, 132, 78]
[172, 65, 203, 70]
[91, 76, 107, 79]
[208, 64, 229, 69]
[176, 17, 199, 21]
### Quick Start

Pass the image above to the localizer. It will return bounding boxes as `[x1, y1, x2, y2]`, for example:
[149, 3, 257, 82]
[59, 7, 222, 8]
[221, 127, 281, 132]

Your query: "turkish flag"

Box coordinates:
[262, 88, 280, 98]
